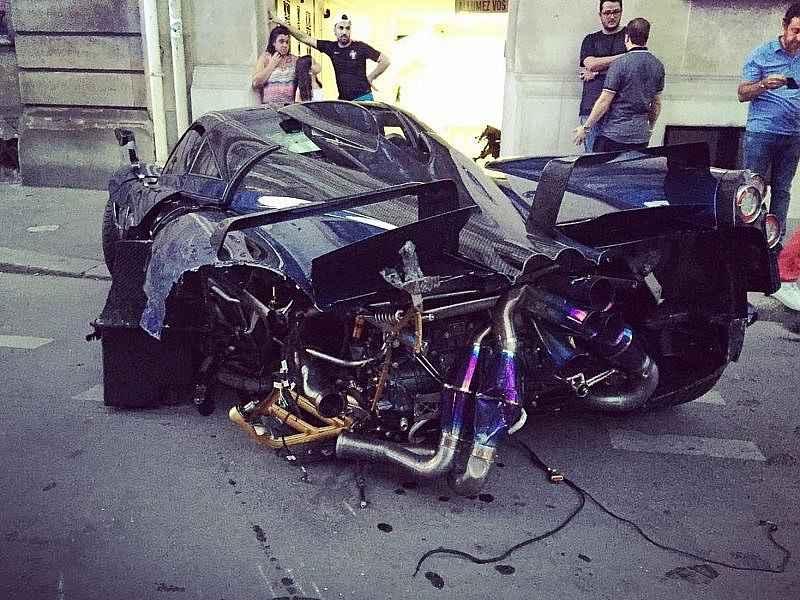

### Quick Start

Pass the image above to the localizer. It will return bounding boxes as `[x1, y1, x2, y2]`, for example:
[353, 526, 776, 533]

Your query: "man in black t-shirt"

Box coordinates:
[578, 1, 627, 152]
[269, 11, 390, 101]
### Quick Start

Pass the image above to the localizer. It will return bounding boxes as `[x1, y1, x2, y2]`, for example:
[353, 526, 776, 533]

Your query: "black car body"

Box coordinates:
[96, 101, 779, 494]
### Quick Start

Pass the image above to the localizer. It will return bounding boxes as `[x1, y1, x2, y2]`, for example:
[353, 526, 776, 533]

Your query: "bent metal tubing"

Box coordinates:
[229, 390, 352, 448]
[449, 287, 528, 495]
[335, 326, 493, 478]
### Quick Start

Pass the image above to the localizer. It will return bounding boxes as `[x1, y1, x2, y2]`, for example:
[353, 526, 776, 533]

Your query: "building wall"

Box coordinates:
[0, 43, 19, 119]
[502, 0, 799, 217]
[12, 0, 154, 188]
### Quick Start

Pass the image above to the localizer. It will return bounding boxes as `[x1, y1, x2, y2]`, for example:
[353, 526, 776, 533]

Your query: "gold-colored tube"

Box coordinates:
[228, 390, 352, 449]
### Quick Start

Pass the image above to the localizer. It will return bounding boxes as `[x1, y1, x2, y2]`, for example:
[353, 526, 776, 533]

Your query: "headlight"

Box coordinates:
[736, 185, 762, 223]
[764, 214, 781, 248]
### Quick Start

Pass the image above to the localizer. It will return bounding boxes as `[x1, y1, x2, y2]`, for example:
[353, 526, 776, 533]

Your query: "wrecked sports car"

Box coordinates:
[95, 101, 780, 495]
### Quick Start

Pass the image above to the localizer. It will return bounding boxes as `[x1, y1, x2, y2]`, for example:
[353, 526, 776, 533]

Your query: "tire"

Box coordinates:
[102, 327, 197, 408]
[101, 196, 120, 274]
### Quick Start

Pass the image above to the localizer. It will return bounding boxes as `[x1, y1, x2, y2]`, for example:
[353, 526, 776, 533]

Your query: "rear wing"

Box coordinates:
[486, 143, 711, 231]
[210, 179, 459, 259]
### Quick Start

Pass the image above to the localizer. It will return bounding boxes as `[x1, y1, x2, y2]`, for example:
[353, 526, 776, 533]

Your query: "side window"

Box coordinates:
[163, 128, 203, 175]
[189, 140, 221, 178]
[226, 140, 269, 174]
[0, 0, 10, 40]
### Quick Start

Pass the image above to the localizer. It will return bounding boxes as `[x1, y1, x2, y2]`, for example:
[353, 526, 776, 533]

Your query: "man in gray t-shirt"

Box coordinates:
[573, 17, 664, 152]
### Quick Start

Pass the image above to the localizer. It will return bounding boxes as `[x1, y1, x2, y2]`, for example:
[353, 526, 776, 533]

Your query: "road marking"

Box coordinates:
[284, 568, 305, 596]
[0, 334, 53, 349]
[27, 224, 60, 232]
[695, 391, 725, 405]
[343, 501, 357, 517]
[256, 565, 276, 597]
[609, 429, 766, 461]
[73, 385, 104, 402]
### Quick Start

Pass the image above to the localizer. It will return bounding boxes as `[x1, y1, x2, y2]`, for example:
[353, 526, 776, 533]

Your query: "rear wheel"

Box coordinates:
[101, 196, 120, 274]
[102, 327, 196, 408]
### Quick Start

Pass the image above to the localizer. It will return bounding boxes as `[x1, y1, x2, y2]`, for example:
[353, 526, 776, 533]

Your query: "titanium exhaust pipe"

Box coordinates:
[449, 287, 528, 496]
[581, 324, 660, 411]
[539, 274, 615, 309]
[296, 352, 348, 418]
[292, 349, 347, 418]
[336, 326, 492, 479]
[536, 315, 660, 412]
[335, 429, 461, 479]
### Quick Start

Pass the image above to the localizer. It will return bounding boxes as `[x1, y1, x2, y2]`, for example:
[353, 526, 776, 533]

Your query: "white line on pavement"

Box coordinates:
[609, 429, 766, 461]
[0, 334, 54, 349]
[343, 501, 358, 517]
[72, 384, 104, 402]
[695, 391, 726, 405]
[256, 565, 276, 597]
[311, 581, 324, 599]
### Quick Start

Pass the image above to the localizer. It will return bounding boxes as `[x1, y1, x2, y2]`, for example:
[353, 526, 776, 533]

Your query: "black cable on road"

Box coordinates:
[413, 440, 791, 576]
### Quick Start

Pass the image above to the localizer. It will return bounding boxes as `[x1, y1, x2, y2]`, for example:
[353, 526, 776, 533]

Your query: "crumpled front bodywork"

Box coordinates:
[116, 103, 616, 338]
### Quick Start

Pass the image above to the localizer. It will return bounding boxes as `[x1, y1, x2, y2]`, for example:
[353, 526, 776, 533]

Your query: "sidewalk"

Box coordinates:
[0, 183, 110, 280]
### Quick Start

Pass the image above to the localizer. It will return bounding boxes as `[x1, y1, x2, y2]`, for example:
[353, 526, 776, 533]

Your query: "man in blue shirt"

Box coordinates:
[739, 3, 800, 310]
[738, 3, 800, 241]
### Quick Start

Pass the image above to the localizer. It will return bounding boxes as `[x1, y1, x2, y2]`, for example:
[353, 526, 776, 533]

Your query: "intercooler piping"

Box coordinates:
[335, 325, 493, 478]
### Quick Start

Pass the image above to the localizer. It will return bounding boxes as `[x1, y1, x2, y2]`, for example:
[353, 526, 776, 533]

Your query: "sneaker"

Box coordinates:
[771, 281, 800, 311]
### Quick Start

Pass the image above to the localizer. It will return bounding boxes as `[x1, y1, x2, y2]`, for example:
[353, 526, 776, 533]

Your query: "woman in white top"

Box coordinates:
[252, 25, 299, 105]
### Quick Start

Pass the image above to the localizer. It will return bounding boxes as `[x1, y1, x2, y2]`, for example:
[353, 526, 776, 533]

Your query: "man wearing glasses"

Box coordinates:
[577, 1, 627, 152]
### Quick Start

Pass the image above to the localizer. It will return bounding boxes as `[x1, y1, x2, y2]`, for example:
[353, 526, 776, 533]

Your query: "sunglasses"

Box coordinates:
[601, 9, 622, 16]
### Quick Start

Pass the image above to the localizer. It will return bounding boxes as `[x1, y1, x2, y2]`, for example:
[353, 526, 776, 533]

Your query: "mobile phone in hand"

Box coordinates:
[786, 76, 798, 89]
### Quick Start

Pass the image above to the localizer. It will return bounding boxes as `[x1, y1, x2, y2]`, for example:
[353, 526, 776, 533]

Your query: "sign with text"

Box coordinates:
[455, 0, 508, 13]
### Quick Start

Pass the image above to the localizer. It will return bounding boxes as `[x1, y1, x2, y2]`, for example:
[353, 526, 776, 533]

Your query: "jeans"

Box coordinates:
[592, 136, 647, 153]
[579, 115, 600, 154]
[743, 131, 800, 240]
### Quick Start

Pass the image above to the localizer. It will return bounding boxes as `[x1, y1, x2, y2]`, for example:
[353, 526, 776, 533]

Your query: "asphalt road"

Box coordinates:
[1, 270, 798, 600]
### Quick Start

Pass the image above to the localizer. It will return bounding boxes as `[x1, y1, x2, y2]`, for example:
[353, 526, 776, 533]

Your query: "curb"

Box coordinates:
[0, 246, 111, 281]
[0, 262, 112, 281]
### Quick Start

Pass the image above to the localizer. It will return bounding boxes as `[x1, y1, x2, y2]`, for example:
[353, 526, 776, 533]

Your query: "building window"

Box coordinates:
[0, 0, 12, 44]
[663, 125, 744, 170]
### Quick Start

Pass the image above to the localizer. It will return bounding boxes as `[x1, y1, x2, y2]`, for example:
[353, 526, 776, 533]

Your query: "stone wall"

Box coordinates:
[502, 0, 799, 218]
[502, 0, 782, 155]
[0, 43, 19, 118]
[13, 0, 154, 188]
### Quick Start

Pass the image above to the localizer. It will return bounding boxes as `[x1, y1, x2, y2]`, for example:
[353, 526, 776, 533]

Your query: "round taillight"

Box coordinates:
[750, 173, 767, 196]
[764, 214, 781, 248]
[736, 185, 762, 223]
